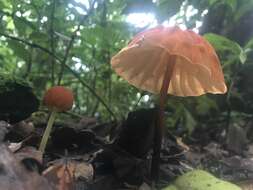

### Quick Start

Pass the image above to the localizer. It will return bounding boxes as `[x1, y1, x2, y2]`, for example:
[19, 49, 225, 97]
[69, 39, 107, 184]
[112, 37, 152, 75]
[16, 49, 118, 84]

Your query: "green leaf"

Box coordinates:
[184, 108, 196, 133]
[204, 33, 246, 64]
[7, 40, 29, 61]
[225, 0, 237, 11]
[204, 33, 241, 54]
[0, 1, 6, 9]
[29, 32, 49, 45]
[123, 0, 155, 13]
[0, 0, 11, 10]
[209, 0, 219, 5]
[163, 170, 241, 190]
[196, 96, 218, 115]
[13, 16, 35, 36]
[156, 0, 184, 22]
[209, 0, 237, 11]
[239, 49, 247, 64]
[235, 0, 253, 21]
[245, 37, 253, 49]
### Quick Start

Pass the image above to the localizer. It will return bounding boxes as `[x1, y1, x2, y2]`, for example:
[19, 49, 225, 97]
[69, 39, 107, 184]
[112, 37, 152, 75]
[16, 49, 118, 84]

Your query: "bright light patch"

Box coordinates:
[66, 14, 75, 21]
[74, 0, 90, 9]
[74, 6, 87, 15]
[196, 20, 202, 28]
[94, 2, 98, 8]
[17, 61, 25, 68]
[23, 10, 31, 17]
[201, 9, 208, 17]
[15, 11, 22, 17]
[162, 15, 187, 31]
[41, 16, 48, 23]
[143, 95, 150, 102]
[162, 4, 202, 32]
[126, 13, 157, 28]
[72, 57, 90, 72]
[192, 28, 199, 33]
[71, 0, 92, 15]
[185, 5, 198, 21]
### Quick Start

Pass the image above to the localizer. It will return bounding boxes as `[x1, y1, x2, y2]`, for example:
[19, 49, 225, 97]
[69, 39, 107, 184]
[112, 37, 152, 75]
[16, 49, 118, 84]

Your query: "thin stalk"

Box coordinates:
[57, 0, 96, 85]
[0, 32, 117, 120]
[50, 0, 56, 85]
[151, 56, 176, 181]
[39, 110, 57, 153]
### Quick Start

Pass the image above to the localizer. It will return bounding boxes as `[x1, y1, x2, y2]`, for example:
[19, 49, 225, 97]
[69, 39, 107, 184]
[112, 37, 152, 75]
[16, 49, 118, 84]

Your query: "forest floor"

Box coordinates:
[1, 108, 253, 190]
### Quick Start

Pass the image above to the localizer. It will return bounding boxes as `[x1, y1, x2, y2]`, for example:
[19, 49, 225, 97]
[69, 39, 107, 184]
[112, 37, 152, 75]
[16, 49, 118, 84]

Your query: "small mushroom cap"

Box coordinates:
[43, 86, 74, 112]
[111, 26, 227, 96]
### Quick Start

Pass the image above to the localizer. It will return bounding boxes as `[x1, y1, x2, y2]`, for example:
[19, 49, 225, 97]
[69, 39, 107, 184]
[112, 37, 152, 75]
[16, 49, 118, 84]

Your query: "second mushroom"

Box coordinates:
[39, 86, 74, 154]
[111, 26, 227, 180]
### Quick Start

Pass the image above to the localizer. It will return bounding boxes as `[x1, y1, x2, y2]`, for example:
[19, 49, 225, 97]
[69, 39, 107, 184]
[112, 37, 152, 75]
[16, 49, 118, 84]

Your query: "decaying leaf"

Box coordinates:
[43, 160, 93, 190]
[0, 143, 54, 190]
[15, 146, 43, 164]
[8, 141, 23, 152]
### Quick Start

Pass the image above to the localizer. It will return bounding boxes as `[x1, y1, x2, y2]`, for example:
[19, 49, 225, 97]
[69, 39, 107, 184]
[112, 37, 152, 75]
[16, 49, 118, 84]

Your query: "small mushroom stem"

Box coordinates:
[151, 56, 175, 181]
[39, 110, 57, 153]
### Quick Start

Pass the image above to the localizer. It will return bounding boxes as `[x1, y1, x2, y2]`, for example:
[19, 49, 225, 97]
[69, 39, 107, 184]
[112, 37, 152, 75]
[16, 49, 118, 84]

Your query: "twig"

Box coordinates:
[24, 47, 33, 78]
[57, 0, 96, 85]
[0, 10, 36, 30]
[0, 32, 117, 121]
[0, 32, 62, 62]
[50, 0, 56, 85]
[65, 65, 117, 120]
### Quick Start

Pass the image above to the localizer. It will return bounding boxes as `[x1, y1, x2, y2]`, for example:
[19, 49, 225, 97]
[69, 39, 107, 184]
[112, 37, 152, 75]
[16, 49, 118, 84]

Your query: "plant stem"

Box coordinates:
[39, 111, 57, 153]
[151, 56, 176, 181]
[0, 32, 117, 121]
[57, 0, 96, 85]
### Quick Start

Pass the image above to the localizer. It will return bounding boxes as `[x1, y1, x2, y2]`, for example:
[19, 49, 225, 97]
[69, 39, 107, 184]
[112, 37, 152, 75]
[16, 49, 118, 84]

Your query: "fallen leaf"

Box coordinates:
[0, 144, 54, 190]
[43, 160, 93, 190]
[15, 146, 43, 164]
[8, 142, 23, 152]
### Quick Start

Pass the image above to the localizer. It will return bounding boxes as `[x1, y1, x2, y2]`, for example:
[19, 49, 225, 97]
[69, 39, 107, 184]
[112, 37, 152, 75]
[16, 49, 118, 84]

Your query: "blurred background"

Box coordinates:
[0, 0, 253, 138]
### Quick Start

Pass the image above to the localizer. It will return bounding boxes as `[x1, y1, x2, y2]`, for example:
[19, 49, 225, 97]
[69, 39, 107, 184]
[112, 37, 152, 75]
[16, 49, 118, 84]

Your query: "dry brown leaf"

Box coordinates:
[57, 164, 74, 190]
[15, 146, 43, 164]
[0, 144, 54, 190]
[43, 160, 93, 190]
[43, 163, 74, 190]
[238, 180, 253, 190]
[8, 142, 23, 152]
[176, 137, 190, 151]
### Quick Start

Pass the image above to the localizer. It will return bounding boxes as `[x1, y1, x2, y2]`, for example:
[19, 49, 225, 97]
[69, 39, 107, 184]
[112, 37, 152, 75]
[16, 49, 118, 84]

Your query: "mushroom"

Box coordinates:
[111, 26, 227, 180]
[39, 86, 74, 153]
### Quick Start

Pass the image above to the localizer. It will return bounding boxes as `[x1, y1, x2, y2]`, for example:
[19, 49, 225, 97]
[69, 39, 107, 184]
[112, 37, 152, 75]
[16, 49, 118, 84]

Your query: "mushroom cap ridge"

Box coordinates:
[111, 26, 227, 96]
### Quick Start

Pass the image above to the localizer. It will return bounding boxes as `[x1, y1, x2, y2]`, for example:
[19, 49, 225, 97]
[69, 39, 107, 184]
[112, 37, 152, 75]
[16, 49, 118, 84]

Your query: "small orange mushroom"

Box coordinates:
[39, 86, 74, 153]
[111, 26, 227, 180]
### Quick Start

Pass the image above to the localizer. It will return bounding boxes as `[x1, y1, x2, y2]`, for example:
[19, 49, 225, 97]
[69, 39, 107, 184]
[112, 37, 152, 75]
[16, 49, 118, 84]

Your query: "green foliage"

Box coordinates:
[204, 33, 246, 64]
[7, 40, 30, 62]
[0, 0, 252, 133]
[155, 0, 184, 22]
[163, 170, 241, 190]
[204, 34, 241, 55]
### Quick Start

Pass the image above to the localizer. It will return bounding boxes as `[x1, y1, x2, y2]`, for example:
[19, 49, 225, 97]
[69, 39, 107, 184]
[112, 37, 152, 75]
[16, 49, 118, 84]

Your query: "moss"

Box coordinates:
[162, 170, 241, 190]
[0, 72, 39, 123]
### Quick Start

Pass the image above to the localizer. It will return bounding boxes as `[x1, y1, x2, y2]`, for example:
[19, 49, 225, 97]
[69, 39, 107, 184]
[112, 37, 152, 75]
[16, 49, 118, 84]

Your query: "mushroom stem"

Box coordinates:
[151, 57, 175, 181]
[39, 110, 57, 153]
